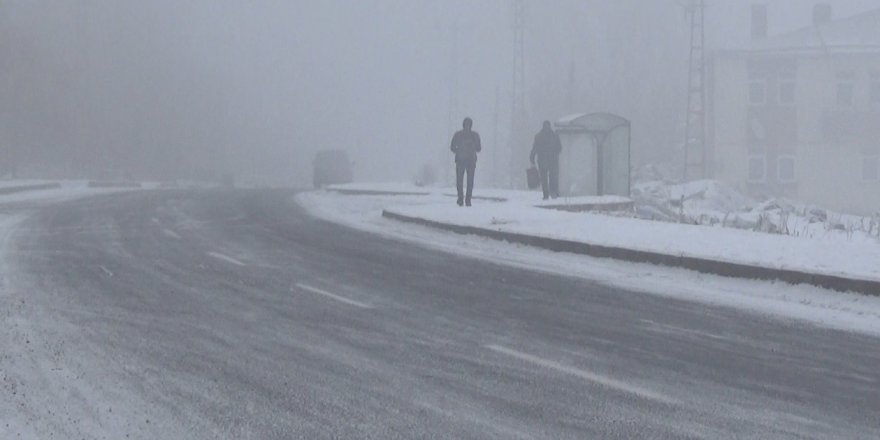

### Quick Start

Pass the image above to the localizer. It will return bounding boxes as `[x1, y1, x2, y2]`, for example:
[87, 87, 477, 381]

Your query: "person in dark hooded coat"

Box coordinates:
[530, 120, 562, 199]
[450, 117, 481, 206]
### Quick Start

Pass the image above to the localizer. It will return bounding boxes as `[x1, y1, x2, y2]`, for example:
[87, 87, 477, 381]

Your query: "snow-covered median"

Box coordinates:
[329, 181, 880, 286]
[384, 201, 880, 284]
[297, 189, 880, 337]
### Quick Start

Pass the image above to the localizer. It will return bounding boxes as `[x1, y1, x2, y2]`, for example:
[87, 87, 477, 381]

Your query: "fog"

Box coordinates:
[1, 0, 878, 189]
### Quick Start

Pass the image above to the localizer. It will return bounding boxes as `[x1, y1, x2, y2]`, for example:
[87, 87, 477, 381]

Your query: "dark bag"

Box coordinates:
[526, 166, 540, 190]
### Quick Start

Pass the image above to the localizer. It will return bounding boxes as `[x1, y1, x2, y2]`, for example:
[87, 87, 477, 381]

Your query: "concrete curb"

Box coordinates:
[382, 209, 880, 296]
[0, 182, 62, 195]
[536, 201, 635, 212]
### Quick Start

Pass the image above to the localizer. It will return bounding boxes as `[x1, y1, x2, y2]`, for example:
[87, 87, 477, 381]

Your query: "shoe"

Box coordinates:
[543, 195, 549, 200]
[457, 199, 464, 206]
[465, 199, 472, 207]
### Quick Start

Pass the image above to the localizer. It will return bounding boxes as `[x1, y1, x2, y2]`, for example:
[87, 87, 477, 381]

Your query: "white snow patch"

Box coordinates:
[0, 180, 159, 439]
[485, 344, 676, 404]
[207, 252, 246, 266]
[385, 200, 880, 282]
[294, 283, 373, 309]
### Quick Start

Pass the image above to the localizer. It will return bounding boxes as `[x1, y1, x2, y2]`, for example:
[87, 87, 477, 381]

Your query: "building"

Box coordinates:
[709, 4, 880, 214]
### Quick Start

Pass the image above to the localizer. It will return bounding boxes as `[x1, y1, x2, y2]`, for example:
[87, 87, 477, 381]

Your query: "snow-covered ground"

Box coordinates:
[0, 180, 155, 439]
[634, 179, 880, 242]
[387, 200, 880, 282]
[297, 189, 880, 337]
[330, 181, 880, 281]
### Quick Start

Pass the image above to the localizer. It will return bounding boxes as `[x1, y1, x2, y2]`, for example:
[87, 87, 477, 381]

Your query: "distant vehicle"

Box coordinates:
[313, 149, 353, 188]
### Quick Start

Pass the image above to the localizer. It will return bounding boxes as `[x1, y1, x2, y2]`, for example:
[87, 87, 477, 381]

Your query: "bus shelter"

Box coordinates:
[554, 113, 631, 197]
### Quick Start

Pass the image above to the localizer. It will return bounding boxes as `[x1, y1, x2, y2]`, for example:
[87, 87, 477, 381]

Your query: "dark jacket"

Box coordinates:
[450, 129, 482, 164]
[530, 127, 562, 165]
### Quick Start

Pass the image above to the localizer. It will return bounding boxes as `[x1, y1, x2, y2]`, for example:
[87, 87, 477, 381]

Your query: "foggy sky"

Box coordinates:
[2, 0, 879, 185]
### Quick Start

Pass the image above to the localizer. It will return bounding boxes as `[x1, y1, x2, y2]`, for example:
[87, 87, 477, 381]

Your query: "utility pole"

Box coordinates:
[443, 21, 461, 187]
[492, 85, 499, 188]
[567, 58, 577, 113]
[509, 0, 526, 188]
[683, 0, 707, 181]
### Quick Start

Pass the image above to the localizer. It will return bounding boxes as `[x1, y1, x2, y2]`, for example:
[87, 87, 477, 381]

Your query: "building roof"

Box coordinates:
[746, 8, 880, 54]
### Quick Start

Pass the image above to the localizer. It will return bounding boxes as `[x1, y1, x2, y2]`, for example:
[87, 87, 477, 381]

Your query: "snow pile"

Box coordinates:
[633, 179, 755, 221]
[632, 179, 880, 243]
[669, 179, 755, 212]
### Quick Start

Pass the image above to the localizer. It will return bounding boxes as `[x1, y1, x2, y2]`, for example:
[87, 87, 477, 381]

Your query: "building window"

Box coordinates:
[777, 155, 796, 183]
[749, 80, 767, 105]
[748, 154, 766, 182]
[779, 65, 796, 105]
[863, 154, 880, 181]
[836, 71, 856, 107]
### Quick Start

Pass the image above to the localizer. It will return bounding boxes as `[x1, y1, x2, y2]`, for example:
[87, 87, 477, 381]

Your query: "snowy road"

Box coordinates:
[2, 190, 879, 439]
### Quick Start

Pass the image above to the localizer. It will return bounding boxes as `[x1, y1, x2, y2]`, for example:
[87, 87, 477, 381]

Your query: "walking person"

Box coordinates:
[530, 120, 562, 199]
[450, 117, 482, 206]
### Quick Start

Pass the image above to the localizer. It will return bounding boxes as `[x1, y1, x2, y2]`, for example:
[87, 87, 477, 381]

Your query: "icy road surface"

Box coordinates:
[1, 189, 879, 439]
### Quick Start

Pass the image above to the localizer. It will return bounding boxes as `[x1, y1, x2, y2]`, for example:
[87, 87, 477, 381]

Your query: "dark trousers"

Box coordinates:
[456, 161, 476, 204]
[538, 159, 559, 198]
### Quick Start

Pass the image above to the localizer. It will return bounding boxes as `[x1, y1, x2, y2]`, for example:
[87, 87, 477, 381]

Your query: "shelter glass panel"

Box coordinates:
[601, 127, 631, 197]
